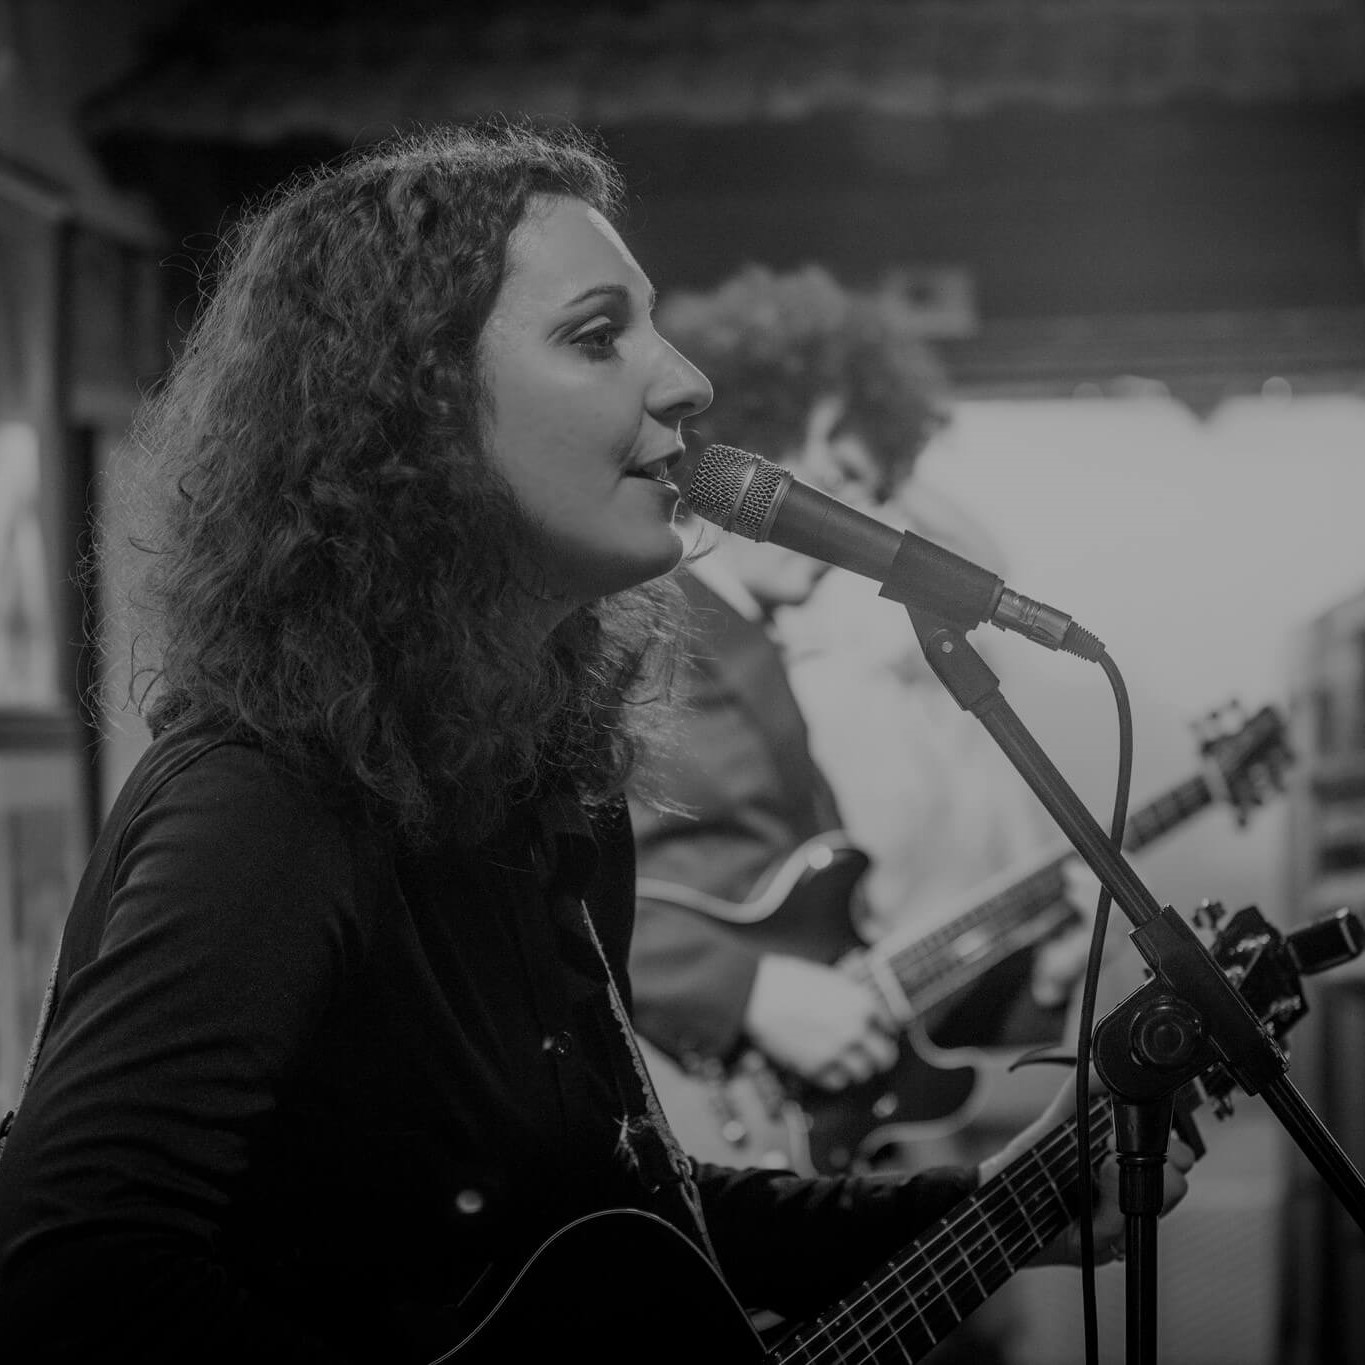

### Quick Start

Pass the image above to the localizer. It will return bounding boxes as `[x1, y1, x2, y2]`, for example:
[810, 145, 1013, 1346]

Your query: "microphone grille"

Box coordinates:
[685, 444, 787, 541]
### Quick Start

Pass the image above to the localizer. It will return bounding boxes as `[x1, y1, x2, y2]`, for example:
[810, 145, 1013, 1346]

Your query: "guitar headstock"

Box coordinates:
[1196, 701, 1293, 826]
[1196, 902, 1364, 1116]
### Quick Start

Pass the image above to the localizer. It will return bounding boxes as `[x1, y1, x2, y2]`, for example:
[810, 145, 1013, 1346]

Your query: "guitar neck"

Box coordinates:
[873, 771, 1217, 1014]
[773, 1096, 1113, 1363]
[1121, 773, 1215, 853]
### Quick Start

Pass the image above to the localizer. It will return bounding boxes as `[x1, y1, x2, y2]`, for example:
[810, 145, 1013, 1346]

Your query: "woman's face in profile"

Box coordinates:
[477, 195, 712, 619]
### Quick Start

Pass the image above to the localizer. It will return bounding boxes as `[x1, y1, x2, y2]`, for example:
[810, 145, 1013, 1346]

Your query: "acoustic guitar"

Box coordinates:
[433, 901, 1356, 1360]
[639, 703, 1292, 1173]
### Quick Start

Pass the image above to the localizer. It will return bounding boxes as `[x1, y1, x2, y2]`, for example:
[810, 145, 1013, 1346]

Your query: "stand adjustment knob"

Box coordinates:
[1130, 997, 1205, 1070]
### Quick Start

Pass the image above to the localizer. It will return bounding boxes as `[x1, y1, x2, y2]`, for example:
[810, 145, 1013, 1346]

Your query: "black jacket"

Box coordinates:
[0, 720, 974, 1362]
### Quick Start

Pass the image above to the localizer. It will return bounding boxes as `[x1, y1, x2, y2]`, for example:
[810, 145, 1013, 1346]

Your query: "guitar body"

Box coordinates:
[428, 1209, 765, 1363]
[637, 1036, 816, 1172]
[642, 1027, 980, 1176]
[802, 1025, 981, 1172]
[638, 834, 872, 962]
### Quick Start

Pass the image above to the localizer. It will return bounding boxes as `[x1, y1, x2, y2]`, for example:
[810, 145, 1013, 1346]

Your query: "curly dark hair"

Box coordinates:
[656, 263, 948, 490]
[122, 120, 684, 847]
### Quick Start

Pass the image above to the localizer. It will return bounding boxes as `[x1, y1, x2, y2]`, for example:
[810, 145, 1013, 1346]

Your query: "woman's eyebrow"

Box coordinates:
[562, 282, 657, 311]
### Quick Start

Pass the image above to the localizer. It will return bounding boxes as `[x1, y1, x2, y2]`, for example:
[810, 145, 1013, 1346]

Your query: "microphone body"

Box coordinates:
[685, 444, 1103, 660]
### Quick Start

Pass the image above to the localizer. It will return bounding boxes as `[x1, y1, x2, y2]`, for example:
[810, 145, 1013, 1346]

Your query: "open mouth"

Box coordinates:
[625, 457, 678, 485]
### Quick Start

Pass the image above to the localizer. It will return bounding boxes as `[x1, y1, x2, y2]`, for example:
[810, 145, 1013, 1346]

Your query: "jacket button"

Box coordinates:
[542, 1031, 574, 1057]
[454, 1188, 485, 1216]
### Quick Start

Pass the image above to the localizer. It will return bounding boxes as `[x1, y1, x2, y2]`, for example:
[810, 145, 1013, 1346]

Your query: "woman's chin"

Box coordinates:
[621, 526, 686, 590]
[569, 533, 687, 601]
[658, 526, 686, 574]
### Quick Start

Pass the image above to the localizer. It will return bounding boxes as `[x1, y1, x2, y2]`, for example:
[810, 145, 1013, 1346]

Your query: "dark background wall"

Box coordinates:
[76, 0, 1364, 401]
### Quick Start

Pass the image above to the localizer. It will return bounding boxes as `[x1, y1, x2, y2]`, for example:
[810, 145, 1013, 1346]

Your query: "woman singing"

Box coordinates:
[0, 121, 1189, 1363]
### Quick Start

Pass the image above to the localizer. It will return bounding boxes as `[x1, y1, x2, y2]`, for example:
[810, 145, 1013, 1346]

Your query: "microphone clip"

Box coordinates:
[881, 536, 1104, 662]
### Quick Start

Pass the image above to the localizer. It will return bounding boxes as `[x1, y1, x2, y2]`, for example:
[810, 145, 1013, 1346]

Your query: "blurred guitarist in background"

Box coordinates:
[630, 265, 1103, 1149]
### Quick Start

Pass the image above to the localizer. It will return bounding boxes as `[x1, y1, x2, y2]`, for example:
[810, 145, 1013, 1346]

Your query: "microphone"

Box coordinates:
[685, 443, 1104, 661]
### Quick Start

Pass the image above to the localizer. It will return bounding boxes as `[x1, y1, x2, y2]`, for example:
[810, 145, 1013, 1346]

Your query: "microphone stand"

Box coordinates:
[895, 599, 1365, 1365]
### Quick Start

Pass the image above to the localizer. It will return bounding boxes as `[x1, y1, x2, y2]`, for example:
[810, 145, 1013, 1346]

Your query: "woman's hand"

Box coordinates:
[978, 1069, 1196, 1267]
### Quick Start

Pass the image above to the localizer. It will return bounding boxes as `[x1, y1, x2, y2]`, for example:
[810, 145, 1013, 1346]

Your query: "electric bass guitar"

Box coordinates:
[640, 703, 1292, 1174]
[430, 901, 1359, 1361]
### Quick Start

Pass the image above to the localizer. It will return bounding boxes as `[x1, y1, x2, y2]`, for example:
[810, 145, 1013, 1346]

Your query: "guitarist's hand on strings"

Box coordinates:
[978, 1068, 1196, 1267]
[745, 953, 899, 1091]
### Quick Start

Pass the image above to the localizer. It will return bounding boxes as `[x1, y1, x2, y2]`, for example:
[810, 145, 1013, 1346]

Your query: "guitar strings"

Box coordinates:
[879, 1133, 1102, 1358]
[806, 1102, 1108, 1362]
[798, 1123, 1096, 1362]
[880, 875, 1069, 1015]
[884, 916, 1069, 1016]
[863, 1101, 1108, 1357]
[780, 1098, 1111, 1363]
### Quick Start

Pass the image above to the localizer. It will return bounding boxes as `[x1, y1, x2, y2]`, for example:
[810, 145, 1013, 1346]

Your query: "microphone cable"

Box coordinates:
[1073, 648, 1134, 1365]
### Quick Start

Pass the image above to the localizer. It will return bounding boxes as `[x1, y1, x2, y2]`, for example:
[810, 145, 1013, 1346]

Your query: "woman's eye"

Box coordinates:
[574, 323, 622, 357]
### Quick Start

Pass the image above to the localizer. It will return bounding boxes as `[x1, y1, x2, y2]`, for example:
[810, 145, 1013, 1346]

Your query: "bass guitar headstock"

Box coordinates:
[1196, 701, 1293, 826]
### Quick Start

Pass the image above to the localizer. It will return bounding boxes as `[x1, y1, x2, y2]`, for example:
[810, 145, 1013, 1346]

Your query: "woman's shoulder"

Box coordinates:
[113, 716, 384, 879]
[125, 716, 313, 809]
[59, 719, 393, 977]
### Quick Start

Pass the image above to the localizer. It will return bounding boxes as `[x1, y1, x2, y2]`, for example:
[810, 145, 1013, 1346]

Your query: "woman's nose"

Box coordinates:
[652, 341, 713, 423]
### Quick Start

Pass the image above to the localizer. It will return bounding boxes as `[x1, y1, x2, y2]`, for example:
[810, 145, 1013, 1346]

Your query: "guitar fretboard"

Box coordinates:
[877, 861, 1069, 1013]
[1122, 775, 1214, 850]
[771, 1096, 1112, 1363]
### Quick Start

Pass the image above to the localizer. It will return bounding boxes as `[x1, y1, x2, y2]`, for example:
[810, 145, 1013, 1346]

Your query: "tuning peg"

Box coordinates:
[1192, 898, 1226, 930]
[1195, 699, 1240, 741]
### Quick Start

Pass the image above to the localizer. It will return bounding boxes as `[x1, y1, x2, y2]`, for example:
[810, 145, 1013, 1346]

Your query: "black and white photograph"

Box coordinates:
[0, 3, 1362, 1362]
